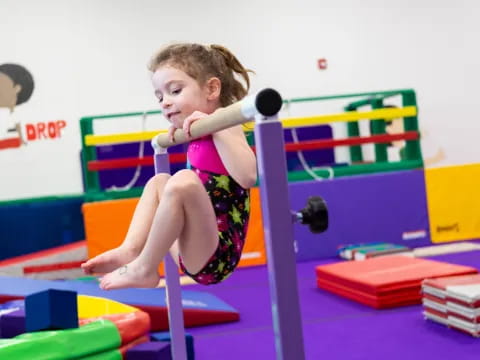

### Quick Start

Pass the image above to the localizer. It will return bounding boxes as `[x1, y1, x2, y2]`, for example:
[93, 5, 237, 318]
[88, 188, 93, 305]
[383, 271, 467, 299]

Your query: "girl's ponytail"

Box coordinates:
[210, 44, 254, 105]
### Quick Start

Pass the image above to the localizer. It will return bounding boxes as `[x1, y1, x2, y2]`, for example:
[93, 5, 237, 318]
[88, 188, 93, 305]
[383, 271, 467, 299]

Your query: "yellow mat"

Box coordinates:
[425, 163, 480, 243]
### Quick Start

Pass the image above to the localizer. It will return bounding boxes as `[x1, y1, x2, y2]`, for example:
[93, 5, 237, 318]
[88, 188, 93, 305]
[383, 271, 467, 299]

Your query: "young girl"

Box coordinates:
[81, 43, 257, 290]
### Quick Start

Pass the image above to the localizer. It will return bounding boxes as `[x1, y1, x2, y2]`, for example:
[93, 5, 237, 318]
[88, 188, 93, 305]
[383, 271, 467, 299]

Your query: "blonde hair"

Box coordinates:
[148, 43, 253, 107]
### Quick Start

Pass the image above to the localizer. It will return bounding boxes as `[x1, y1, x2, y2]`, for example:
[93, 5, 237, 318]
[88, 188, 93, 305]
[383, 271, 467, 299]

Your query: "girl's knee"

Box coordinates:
[173, 169, 196, 179]
[143, 174, 171, 196]
[164, 170, 200, 196]
[146, 173, 170, 188]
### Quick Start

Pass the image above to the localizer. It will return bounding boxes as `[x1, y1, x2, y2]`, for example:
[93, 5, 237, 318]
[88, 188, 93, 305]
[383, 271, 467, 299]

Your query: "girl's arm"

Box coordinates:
[213, 125, 257, 189]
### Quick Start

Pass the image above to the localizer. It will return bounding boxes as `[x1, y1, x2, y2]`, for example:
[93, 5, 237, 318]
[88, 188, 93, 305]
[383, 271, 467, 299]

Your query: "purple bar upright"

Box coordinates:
[154, 152, 187, 360]
[254, 118, 306, 360]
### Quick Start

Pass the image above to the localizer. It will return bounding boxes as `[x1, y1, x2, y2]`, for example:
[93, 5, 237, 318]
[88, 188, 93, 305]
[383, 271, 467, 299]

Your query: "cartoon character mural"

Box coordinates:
[0, 63, 34, 150]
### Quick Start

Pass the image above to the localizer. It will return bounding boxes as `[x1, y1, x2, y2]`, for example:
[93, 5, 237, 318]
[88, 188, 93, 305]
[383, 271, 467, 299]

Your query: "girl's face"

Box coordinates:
[152, 65, 218, 128]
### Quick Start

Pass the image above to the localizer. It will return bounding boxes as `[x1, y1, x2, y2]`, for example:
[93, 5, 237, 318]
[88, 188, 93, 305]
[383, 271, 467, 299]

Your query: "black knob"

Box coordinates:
[255, 88, 283, 116]
[299, 196, 328, 234]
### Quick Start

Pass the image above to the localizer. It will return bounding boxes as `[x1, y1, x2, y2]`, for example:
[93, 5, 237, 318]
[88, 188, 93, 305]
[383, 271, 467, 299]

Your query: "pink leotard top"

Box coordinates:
[187, 135, 229, 175]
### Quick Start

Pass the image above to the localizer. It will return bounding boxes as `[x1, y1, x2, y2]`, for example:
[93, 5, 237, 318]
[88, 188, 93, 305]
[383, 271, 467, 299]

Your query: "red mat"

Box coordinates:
[316, 256, 478, 308]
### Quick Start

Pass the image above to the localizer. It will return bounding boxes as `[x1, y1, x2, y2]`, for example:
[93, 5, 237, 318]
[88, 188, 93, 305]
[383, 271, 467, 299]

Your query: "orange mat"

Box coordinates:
[82, 187, 267, 276]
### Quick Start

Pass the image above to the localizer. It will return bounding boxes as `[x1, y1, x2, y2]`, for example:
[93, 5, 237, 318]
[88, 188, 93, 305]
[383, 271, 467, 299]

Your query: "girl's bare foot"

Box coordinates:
[81, 246, 140, 275]
[99, 260, 160, 290]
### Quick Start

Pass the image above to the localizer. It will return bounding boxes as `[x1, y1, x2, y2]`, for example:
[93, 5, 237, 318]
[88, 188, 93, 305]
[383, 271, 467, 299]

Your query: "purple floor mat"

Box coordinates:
[186, 251, 480, 359]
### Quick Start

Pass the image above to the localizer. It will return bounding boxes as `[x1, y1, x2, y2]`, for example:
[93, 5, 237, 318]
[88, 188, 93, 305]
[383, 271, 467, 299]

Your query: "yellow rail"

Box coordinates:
[85, 106, 417, 146]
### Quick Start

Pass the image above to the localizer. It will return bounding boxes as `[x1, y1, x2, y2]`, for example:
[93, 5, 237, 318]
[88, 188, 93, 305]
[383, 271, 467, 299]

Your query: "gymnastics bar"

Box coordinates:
[152, 88, 305, 360]
[85, 106, 416, 146]
[153, 148, 188, 360]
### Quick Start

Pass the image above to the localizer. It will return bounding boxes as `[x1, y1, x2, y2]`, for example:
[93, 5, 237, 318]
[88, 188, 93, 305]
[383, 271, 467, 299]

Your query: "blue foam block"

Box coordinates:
[25, 289, 78, 332]
[151, 331, 194, 360]
[126, 341, 171, 360]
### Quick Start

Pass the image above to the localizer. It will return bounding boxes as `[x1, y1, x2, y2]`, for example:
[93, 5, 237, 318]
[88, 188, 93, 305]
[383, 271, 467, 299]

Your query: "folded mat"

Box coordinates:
[316, 256, 478, 308]
[317, 276, 422, 308]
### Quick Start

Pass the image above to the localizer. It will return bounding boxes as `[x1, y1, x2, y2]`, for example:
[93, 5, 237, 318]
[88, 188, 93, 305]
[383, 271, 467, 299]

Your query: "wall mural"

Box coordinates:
[0, 63, 67, 151]
[0, 63, 34, 150]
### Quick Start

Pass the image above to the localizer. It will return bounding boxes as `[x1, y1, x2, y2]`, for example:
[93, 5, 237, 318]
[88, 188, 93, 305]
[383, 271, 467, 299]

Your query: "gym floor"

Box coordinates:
[186, 251, 480, 359]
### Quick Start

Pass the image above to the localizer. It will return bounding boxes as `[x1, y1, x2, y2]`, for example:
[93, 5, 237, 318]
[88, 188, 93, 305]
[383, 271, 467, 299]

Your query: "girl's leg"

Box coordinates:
[99, 169, 218, 290]
[81, 173, 171, 275]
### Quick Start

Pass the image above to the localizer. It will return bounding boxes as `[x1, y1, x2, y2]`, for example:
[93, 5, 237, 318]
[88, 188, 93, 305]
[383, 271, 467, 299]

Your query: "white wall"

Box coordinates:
[0, 0, 478, 200]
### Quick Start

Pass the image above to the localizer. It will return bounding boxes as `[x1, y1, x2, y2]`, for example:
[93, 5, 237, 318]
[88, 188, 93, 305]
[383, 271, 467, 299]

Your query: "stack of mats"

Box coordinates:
[422, 273, 480, 337]
[0, 295, 151, 359]
[316, 256, 478, 308]
[337, 242, 412, 261]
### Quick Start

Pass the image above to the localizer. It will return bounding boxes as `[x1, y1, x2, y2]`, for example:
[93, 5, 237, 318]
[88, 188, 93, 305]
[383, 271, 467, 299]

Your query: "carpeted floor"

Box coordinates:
[185, 251, 480, 359]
